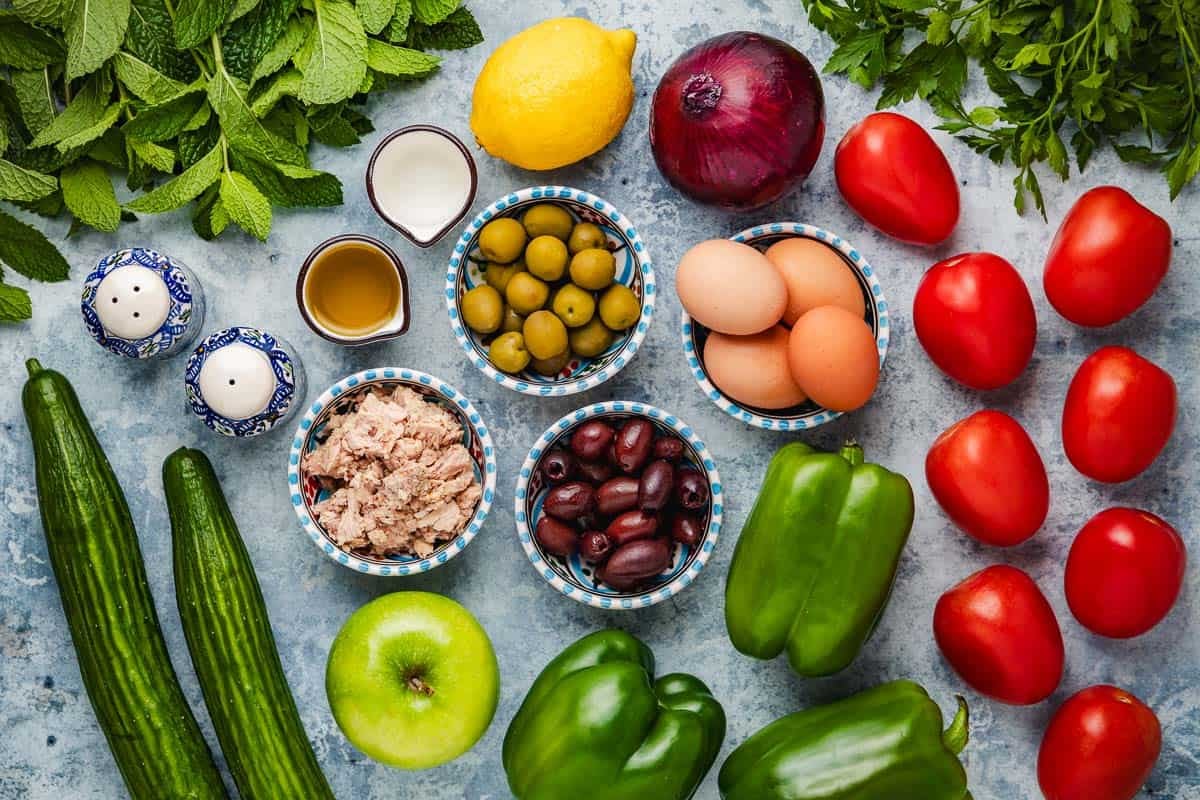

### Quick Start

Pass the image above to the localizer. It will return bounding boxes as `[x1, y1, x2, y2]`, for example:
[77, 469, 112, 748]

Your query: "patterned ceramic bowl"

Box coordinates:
[447, 186, 656, 397]
[681, 223, 891, 431]
[515, 401, 723, 610]
[288, 368, 497, 576]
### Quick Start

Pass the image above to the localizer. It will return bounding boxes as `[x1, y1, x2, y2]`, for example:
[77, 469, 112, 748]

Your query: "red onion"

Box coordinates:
[649, 32, 826, 211]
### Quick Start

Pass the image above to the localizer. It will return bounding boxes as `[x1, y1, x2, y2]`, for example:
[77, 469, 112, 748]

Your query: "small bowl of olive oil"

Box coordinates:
[296, 234, 411, 346]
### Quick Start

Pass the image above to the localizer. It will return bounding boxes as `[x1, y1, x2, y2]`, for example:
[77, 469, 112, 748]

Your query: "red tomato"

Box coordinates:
[933, 565, 1063, 705]
[914, 252, 1037, 389]
[1038, 685, 1162, 800]
[926, 410, 1049, 546]
[1044, 186, 1171, 327]
[834, 112, 959, 245]
[1062, 346, 1176, 483]
[1065, 508, 1186, 638]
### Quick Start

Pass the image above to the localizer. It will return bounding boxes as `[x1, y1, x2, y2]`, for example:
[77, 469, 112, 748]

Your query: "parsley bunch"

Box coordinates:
[0, 0, 482, 323]
[804, 0, 1200, 216]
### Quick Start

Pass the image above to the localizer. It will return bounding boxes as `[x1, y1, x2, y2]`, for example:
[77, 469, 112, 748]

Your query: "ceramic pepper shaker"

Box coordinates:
[185, 326, 306, 438]
[81, 247, 205, 359]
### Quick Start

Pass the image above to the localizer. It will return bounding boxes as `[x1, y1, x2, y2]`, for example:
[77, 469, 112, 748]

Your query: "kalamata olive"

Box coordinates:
[653, 437, 685, 462]
[601, 538, 672, 590]
[535, 516, 578, 557]
[596, 476, 640, 515]
[570, 421, 616, 461]
[638, 460, 675, 512]
[540, 450, 576, 485]
[576, 458, 614, 484]
[676, 468, 709, 511]
[543, 481, 596, 521]
[606, 509, 659, 547]
[614, 419, 655, 473]
[579, 531, 613, 562]
[671, 514, 704, 547]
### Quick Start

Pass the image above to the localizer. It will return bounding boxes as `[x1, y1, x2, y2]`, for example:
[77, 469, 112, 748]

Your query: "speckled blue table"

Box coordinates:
[2, 3, 1198, 798]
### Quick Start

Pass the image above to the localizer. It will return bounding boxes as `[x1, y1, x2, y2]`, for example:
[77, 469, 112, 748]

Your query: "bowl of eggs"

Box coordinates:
[679, 222, 889, 431]
[447, 186, 655, 397]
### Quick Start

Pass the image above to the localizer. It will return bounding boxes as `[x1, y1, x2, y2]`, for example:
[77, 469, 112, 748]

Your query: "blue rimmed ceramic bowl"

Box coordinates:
[681, 223, 891, 431]
[514, 401, 723, 610]
[446, 186, 656, 397]
[287, 368, 497, 576]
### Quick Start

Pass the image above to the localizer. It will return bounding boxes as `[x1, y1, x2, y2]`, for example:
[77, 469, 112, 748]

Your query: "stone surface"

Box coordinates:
[1, 2, 1197, 798]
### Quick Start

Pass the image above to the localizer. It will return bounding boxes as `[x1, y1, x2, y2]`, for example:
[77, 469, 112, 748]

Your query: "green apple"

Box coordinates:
[325, 591, 500, 770]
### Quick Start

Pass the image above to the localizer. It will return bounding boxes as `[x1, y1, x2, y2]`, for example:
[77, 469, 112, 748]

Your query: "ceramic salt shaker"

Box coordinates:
[185, 326, 306, 438]
[82, 247, 205, 359]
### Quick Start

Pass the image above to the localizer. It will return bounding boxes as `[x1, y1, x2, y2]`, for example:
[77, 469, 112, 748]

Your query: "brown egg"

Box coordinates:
[676, 239, 787, 335]
[787, 306, 879, 412]
[765, 238, 866, 325]
[704, 326, 807, 410]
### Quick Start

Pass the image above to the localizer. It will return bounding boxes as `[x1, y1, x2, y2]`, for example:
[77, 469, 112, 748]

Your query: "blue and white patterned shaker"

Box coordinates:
[185, 326, 306, 438]
[81, 247, 205, 359]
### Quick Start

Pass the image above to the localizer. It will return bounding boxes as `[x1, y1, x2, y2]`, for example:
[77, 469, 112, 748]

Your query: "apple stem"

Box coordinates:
[408, 675, 435, 697]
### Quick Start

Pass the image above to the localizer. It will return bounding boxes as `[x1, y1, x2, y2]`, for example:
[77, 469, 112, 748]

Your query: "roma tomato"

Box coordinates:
[914, 253, 1036, 389]
[933, 565, 1063, 705]
[1044, 186, 1171, 327]
[926, 410, 1049, 546]
[1062, 346, 1176, 483]
[1038, 685, 1161, 800]
[1065, 508, 1186, 638]
[834, 112, 959, 245]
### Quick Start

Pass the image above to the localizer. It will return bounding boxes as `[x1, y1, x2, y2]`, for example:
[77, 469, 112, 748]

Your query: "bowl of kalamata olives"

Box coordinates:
[515, 400, 723, 609]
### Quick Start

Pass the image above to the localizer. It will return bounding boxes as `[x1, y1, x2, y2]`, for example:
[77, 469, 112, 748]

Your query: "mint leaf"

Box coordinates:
[127, 0, 200, 81]
[219, 170, 271, 239]
[231, 148, 341, 206]
[407, 7, 481, 51]
[0, 279, 32, 323]
[121, 90, 207, 141]
[209, 66, 307, 164]
[307, 104, 360, 145]
[385, 0, 411, 42]
[128, 137, 175, 171]
[61, 159, 121, 231]
[89, 128, 129, 168]
[174, 0, 235, 49]
[0, 159, 58, 201]
[177, 119, 219, 167]
[56, 103, 122, 151]
[0, 12, 67, 69]
[13, 0, 68, 26]
[65, 0, 132, 81]
[125, 139, 220, 211]
[251, 13, 309, 83]
[11, 69, 57, 138]
[114, 51, 191, 103]
[222, 0, 300, 81]
[250, 68, 302, 116]
[366, 40, 439, 76]
[229, 0, 261, 22]
[296, 0, 367, 105]
[357, 0, 394, 35]
[30, 78, 108, 148]
[0, 208, 70, 281]
[411, 0, 456, 26]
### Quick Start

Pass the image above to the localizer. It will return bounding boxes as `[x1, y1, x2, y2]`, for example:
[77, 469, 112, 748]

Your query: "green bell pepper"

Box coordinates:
[502, 629, 725, 800]
[724, 440, 914, 676]
[719, 680, 971, 800]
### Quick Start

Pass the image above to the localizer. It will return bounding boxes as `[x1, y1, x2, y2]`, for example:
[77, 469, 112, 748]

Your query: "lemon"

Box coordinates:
[471, 18, 636, 171]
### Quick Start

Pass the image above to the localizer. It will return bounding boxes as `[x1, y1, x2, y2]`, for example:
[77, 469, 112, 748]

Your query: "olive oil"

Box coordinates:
[304, 240, 401, 337]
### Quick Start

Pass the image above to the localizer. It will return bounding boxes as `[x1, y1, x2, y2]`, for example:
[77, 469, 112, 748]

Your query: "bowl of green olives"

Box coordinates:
[446, 186, 656, 396]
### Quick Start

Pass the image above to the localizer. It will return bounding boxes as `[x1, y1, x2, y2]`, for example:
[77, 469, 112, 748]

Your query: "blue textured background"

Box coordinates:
[1, 2, 1197, 798]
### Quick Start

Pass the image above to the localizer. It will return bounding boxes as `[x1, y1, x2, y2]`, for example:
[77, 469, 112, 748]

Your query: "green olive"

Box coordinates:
[523, 310, 569, 360]
[460, 285, 503, 334]
[598, 284, 640, 330]
[569, 317, 615, 358]
[500, 305, 525, 334]
[525, 235, 569, 281]
[522, 204, 574, 240]
[569, 248, 616, 291]
[568, 222, 606, 254]
[478, 218, 527, 264]
[530, 349, 572, 377]
[489, 331, 531, 373]
[551, 284, 596, 328]
[505, 272, 550, 315]
[485, 260, 526, 293]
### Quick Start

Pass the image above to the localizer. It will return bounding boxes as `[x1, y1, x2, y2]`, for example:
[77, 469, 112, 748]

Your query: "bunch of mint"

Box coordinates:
[0, 0, 482, 323]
